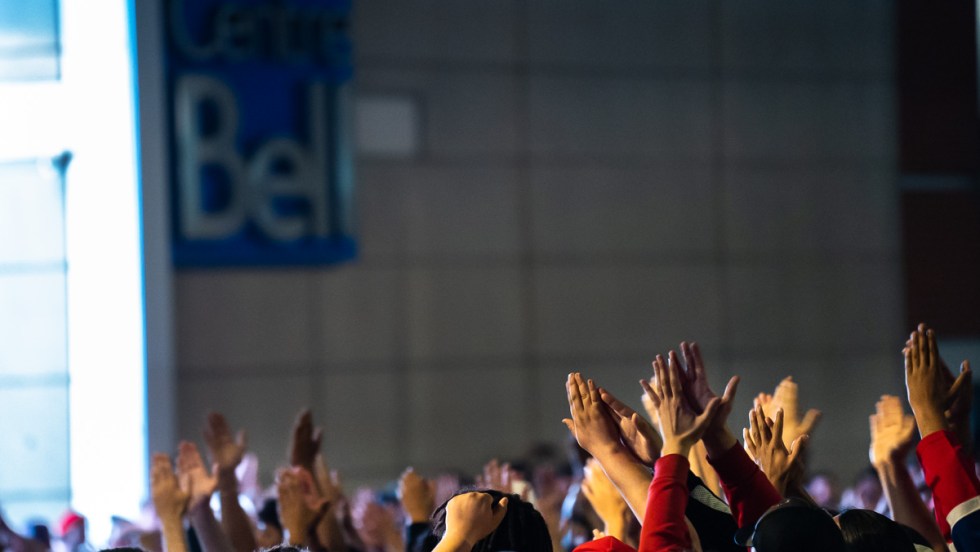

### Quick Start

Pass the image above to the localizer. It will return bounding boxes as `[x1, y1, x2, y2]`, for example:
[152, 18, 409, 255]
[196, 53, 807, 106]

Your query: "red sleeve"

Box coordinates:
[573, 536, 637, 552]
[637, 454, 691, 552]
[706, 443, 782, 528]
[916, 430, 980, 540]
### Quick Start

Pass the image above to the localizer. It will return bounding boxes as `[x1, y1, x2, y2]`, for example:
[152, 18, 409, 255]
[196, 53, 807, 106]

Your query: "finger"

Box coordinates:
[588, 379, 600, 404]
[947, 363, 972, 403]
[236, 429, 248, 450]
[491, 497, 509, 527]
[690, 342, 707, 382]
[567, 373, 584, 412]
[640, 378, 661, 408]
[743, 427, 755, 451]
[788, 434, 809, 466]
[561, 418, 575, 434]
[799, 409, 822, 435]
[312, 427, 324, 449]
[904, 344, 913, 377]
[653, 356, 667, 397]
[772, 407, 785, 444]
[576, 373, 591, 406]
[681, 341, 695, 381]
[749, 406, 762, 445]
[667, 351, 684, 398]
[660, 354, 674, 398]
[927, 329, 938, 368]
[758, 407, 773, 443]
[722, 376, 740, 404]
[599, 388, 633, 420]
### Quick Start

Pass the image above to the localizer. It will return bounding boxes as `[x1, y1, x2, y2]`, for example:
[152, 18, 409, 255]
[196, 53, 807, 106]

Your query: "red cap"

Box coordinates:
[573, 536, 637, 552]
[58, 511, 85, 537]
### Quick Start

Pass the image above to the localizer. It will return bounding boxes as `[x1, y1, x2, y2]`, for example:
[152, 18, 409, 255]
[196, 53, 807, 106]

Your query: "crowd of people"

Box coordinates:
[1, 323, 978, 551]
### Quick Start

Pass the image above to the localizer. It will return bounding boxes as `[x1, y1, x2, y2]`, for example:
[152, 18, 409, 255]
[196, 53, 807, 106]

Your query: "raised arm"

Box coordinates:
[742, 405, 809, 498]
[177, 441, 235, 552]
[677, 342, 781, 528]
[906, 325, 980, 541]
[563, 372, 653, 521]
[150, 453, 189, 552]
[868, 395, 946, 552]
[202, 412, 257, 552]
[581, 458, 630, 543]
[637, 352, 721, 552]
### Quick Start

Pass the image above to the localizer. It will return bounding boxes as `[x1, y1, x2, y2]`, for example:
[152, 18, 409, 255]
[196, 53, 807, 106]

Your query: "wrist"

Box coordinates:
[660, 441, 691, 458]
[589, 442, 630, 462]
[440, 531, 475, 551]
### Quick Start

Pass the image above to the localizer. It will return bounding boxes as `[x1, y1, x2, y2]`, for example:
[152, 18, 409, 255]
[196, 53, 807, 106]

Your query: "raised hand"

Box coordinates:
[277, 466, 328, 546]
[175, 441, 218, 510]
[743, 406, 808, 495]
[150, 453, 190, 552]
[916, 322, 975, 451]
[905, 327, 948, 438]
[289, 409, 324, 473]
[433, 493, 508, 552]
[581, 459, 628, 541]
[869, 395, 916, 468]
[398, 467, 436, 524]
[768, 377, 821, 448]
[562, 373, 624, 457]
[202, 412, 247, 475]
[151, 453, 189, 522]
[599, 387, 662, 467]
[677, 342, 740, 436]
[642, 352, 722, 458]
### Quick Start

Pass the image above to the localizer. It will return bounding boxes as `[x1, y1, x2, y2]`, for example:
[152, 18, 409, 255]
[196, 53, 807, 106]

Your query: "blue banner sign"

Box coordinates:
[167, 0, 356, 266]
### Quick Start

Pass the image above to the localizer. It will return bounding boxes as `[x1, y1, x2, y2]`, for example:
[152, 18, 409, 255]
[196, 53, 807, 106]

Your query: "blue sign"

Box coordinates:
[166, 0, 356, 266]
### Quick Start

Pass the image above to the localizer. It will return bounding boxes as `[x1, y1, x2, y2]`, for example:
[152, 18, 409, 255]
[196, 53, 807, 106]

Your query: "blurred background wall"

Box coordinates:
[173, 0, 903, 487]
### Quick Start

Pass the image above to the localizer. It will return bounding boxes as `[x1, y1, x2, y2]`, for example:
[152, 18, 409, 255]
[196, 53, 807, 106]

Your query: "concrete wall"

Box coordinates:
[174, 0, 901, 486]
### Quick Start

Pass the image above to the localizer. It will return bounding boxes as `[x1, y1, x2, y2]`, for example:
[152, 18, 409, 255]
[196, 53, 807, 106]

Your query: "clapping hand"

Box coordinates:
[600, 387, 662, 467]
[175, 441, 218, 511]
[743, 405, 808, 495]
[642, 352, 722, 458]
[868, 395, 916, 468]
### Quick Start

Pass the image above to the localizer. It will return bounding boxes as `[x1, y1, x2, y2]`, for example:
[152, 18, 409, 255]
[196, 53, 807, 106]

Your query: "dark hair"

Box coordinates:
[258, 498, 282, 531]
[432, 489, 553, 552]
[837, 509, 916, 552]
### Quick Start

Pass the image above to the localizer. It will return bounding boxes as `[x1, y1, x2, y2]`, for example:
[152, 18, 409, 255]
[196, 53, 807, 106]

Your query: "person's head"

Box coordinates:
[59, 511, 86, 548]
[836, 509, 916, 552]
[432, 489, 552, 552]
[805, 471, 842, 510]
[735, 497, 845, 552]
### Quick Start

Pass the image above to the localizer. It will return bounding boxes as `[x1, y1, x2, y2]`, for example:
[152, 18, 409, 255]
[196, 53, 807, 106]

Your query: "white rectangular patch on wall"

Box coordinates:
[355, 95, 420, 157]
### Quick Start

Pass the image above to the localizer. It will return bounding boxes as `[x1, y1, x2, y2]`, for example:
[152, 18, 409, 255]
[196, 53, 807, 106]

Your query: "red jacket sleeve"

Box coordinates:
[706, 443, 782, 529]
[916, 430, 980, 540]
[637, 454, 692, 552]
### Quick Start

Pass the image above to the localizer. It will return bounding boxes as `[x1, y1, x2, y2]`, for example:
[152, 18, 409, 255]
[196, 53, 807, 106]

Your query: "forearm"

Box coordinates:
[188, 502, 236, 552]
[160, 517, 189, 552]
[706, 441, 782, 528]
[638, 454, 691, 552]
[917, 430, 980, 540]
[701, 426, 738, 463]
[876, 460, 945, 550]
[216, 471, 258, 552]
[592, 446, 654, 521]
